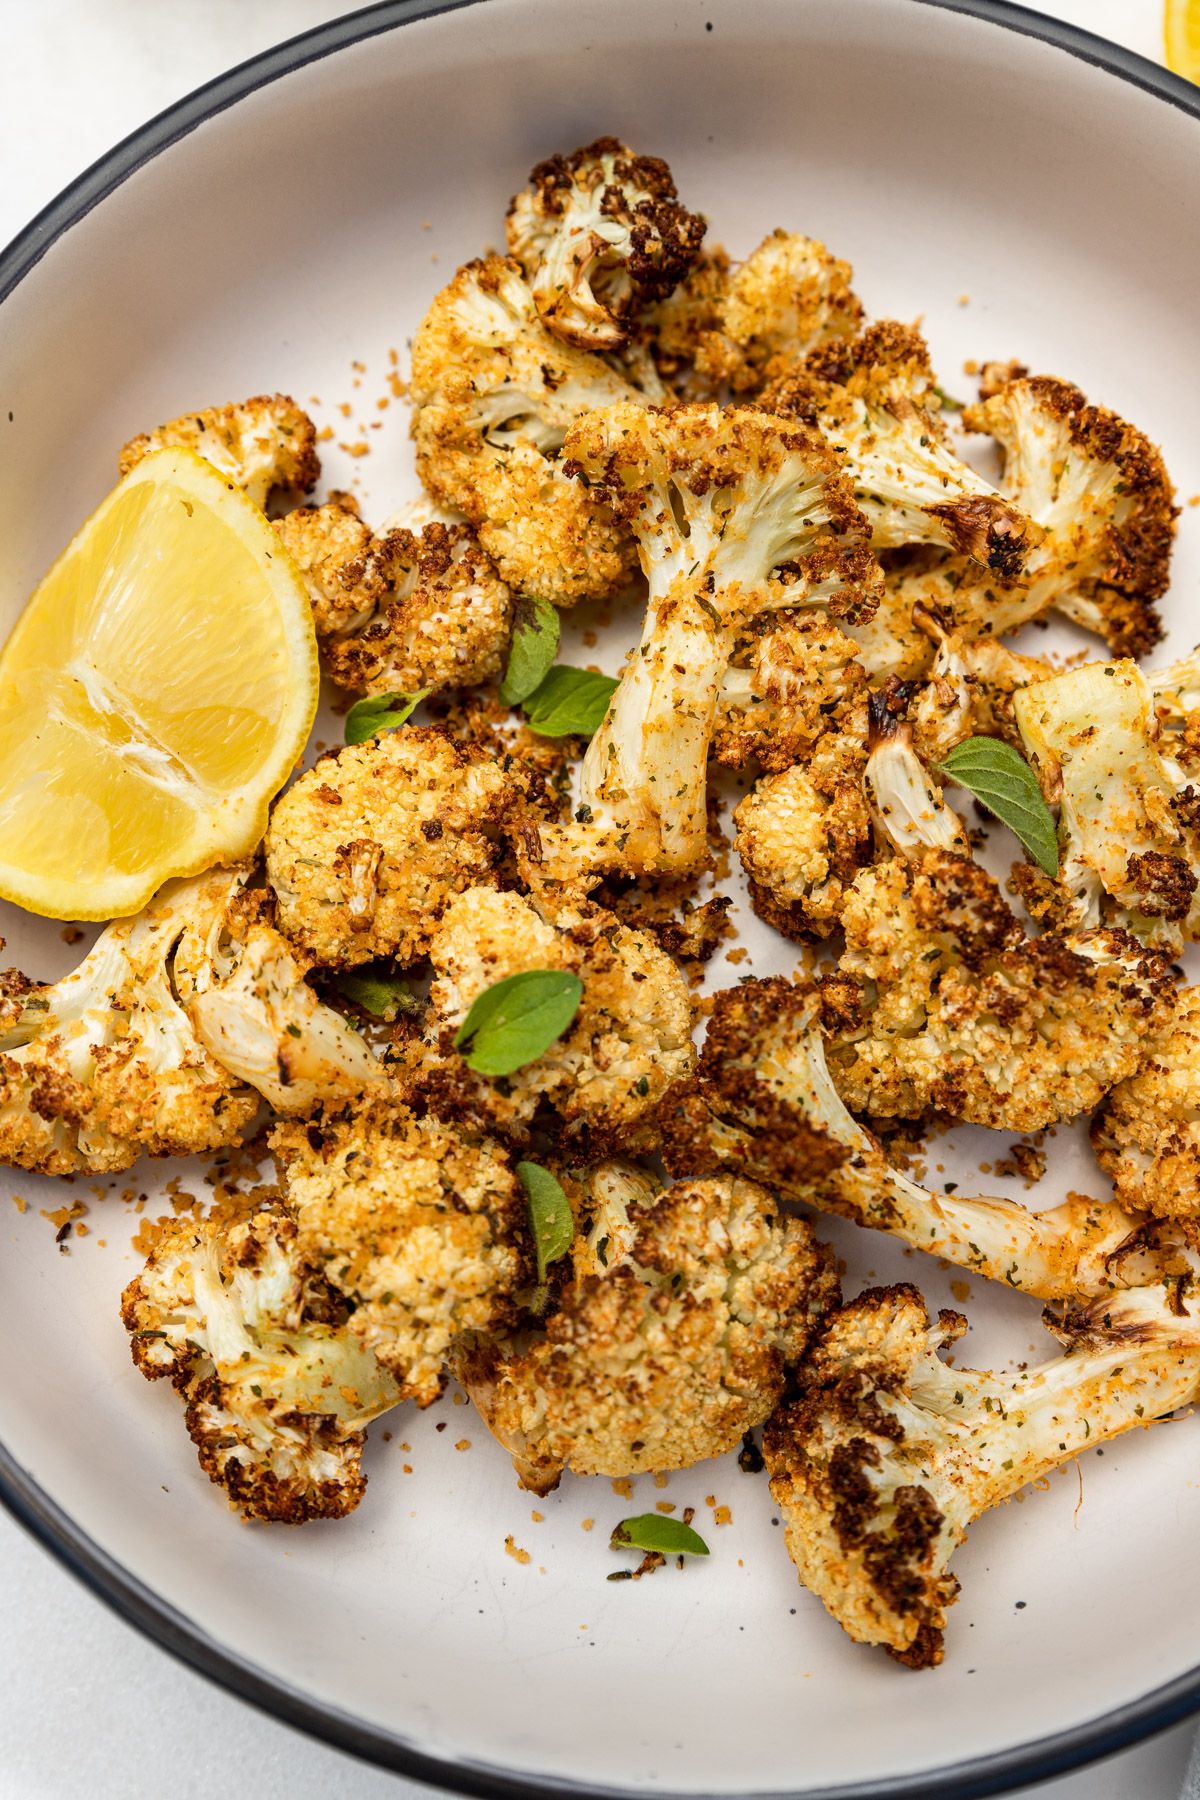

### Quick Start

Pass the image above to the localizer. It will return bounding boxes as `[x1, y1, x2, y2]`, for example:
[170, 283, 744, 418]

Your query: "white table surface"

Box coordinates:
[0, 1, 1194, 1795]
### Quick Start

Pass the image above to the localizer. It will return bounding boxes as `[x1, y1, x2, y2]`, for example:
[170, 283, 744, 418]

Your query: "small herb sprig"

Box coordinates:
[935, 736, 1059, 876]
[453, 969, 583, 1075]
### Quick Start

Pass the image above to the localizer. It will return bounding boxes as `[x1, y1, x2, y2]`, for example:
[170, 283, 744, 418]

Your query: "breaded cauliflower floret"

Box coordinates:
[265, 727, 546, 969]
[963, 373, 1177, 657]
[506, 137, 706, 351]
[1092, 986, 1200, 1227]
[276, 504, 512, 696]
[733, 729, 872, 941]
[765, 1282, 1200, 1667]
[171, 872, 387, 1115]
[860, 679, 969, 859]
[761, 323, 1042, 580]
[0, 871, 258, 1176]
[409, 256, 644, 605]
[454, 1171, 840, 1493]
[122, 1202, 402, 1522]
[271, 1103, 529, 1402]
[659, 976, 1160, 1299]
[119, 394, 318, 508]
[1014, 657, 1200, 954]
[537, 401, 873, 880]
[415, 885, 695, 1152]
[824, 851, 1174, 1129]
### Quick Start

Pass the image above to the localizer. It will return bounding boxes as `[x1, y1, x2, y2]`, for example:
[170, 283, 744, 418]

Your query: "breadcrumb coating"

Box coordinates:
[733, 730, 872, 941]
[409, 256, 642, 605]
[506, 137, 706, 351]
[265, 727, 546, 969]
[824, 853, 1175, 1130]
[272, 1104, 529, 1403]
[454, 1173, 840, 1493]
[277, 504, 512, 696]
[415, 885, 696, 1153]
[119, 394, 318, 508]
[1093, 986, 1200, 1226]
[122, 1203, 402, 1522]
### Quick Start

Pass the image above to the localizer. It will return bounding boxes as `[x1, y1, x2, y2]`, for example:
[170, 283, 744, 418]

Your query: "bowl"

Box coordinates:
[2, 2, 1200, 1795]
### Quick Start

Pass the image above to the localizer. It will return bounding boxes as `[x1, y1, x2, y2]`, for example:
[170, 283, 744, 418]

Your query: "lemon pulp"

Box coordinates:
[0, 447, 318, 918]
[1165, 0, 1200, 79]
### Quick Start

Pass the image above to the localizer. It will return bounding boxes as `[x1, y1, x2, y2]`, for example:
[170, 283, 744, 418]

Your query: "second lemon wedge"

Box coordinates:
[0, 447, 318, 919]
[1166, 0, 1200, 80]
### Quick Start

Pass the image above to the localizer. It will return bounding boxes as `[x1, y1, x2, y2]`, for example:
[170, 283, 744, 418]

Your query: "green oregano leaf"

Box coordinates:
[935, 736, 1059, 876]
[344, 687, 431, 745]
[523, 666, 619, 738]
[334, 968, 420, 1021]
[453, 969, 583, 1075]
[610, 1514, 710, 1558]
[516, 1161, 574, 1284]
[499, 594, 560, 706]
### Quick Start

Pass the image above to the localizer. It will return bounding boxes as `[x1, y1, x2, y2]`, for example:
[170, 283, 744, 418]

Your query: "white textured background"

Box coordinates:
[0, 2, 1193, 1796]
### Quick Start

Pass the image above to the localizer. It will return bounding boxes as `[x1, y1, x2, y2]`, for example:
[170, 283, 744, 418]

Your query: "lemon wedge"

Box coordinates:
[0, 447, 318, 919]
[1166, 0, 1200, 79]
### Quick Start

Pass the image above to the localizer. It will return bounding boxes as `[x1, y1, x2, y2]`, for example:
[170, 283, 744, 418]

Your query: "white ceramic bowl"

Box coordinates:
[3, 2, 1200, 1795]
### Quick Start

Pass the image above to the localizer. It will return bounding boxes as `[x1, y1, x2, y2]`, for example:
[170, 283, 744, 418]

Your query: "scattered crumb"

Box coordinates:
[317, 425, 335, 442]
[963, 358, 979, 376]
[59, 926, 84, 945]
[682, 1506, 696, 1526]
[504, 1535, 531, 1565]
[726, 947, 748, 966]
[950, 1280, 971, 1304]
[655, 1501, 676, 1514]
[453, 1389, 466, 1405]
[382, 1431, 391, 1442]
[337, 402, 352, 418]
[583, 629, 597, 647]
[436, 1421, 447, 1432]
[97, 1239, 105, 1248]
[978, 1161, 993, 1176]
[653, 1471, 669, 1489]
[581, 1518, 594, 1532]
[338, 441, 370, 458]
[957, 293, 970, 305]
[11, 1196, 25, 1214]
[403, 1465, 413, 1474]
[1189, 495, 1200, 507]
[713, 1505, 732, 1526]
[531, 1510, 544, 1522]
[611, 1478, 633, 1498]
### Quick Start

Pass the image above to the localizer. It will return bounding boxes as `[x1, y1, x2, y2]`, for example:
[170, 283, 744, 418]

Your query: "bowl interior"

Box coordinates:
[2, 1, 1200, 1794]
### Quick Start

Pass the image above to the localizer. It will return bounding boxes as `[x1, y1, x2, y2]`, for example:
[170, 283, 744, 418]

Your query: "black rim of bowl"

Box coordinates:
[1, 2, 1198, 1794]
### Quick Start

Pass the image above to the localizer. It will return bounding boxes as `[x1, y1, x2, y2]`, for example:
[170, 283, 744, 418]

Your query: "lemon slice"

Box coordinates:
[1166, 0, 1200, 79]
[0, 447, 318, 919]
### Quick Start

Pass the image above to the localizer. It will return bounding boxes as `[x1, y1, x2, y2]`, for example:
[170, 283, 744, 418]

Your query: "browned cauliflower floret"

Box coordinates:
[764, 1282, 1200, 1667]
[264, 727, 547, 969]
[271, 1104, 529, 1402]
[414, 885, 695, 1153]
[1092, 987, 1200, 1227]
[963, 373, 1177, 657]
[122, 1202, 403, 1522]
[277, 504, 512, 696]
[733, 730, 872, 942]
[0, 871, 260, 1176]
[409, 256, 644, 605]
[119, 394, 318, 508]
[761, 323, 1042, 580]
[454, 1169, 840, 1493]
[505, 137, 706, 351]
[824, 852, 1174, 1130]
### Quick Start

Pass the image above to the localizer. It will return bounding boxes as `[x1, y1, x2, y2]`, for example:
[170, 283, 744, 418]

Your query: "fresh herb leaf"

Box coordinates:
[523, 666, 619, 738]
[499, 595, 560, 706]
[334, 968, 420, 1021]
[935, 736, 1059, 876]
[453, 969, 583, 1075]
[516, 1161, 574, 1284]
[932, 383, 968, 410]
[610, 1514, 710, 1558]
[344, 687, 431, 745]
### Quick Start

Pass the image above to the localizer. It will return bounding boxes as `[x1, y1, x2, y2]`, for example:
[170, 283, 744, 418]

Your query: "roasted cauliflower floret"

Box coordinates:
[1093, 986, 1200, 1227]
[119, 394, 318, 508]
[536, 400, 874, 880]
[171, 873, 387, 1115]
[765, 1281, 1200, 1667]
[122, 1202, 402, 1522]
[762, 323, 1041, 579]
[415, 885, 695, 1152]
[963, 373, 1177, 657]
[506, 137, 706, 351]
[271, 1103, 529, 1402]
[660, 976, 1157, 1299]
[265, 727, 546, 968]
[860, 680, 969, 858]
[717, 230, 863, 385]
[277, 504, 512, 696]
[1014, 657, 1200, 954]
[733, 729, 872, 941]
[0, 871, 258, 1176]
[824, 852, 1174, 1129]
[454, 1171, 840, 1493]
[409, 256, 644, 605]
